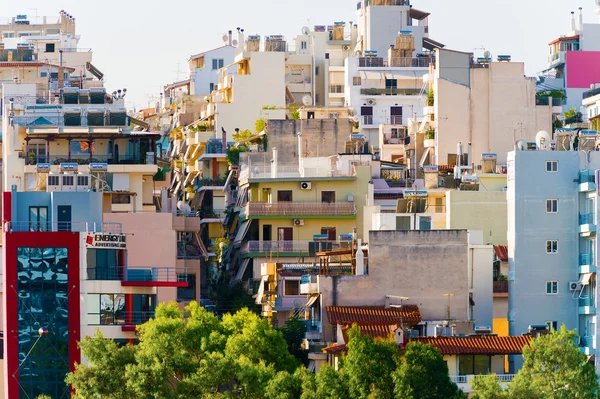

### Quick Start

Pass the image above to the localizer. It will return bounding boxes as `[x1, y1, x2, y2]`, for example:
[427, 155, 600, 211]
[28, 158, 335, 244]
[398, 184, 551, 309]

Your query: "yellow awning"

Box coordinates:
[305, 294, 319, 308]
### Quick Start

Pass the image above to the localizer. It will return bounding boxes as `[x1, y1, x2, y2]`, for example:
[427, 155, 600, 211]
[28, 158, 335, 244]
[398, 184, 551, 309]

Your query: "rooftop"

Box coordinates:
[326, 305, 422, 326]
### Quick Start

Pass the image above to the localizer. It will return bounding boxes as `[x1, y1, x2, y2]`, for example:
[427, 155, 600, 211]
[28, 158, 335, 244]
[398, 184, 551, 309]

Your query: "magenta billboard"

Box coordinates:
[566, 51, 600, 89]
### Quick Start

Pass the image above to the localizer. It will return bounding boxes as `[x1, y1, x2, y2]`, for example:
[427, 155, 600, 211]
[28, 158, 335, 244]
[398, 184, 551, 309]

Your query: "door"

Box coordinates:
[263, 225, 272, 251]
[321, 227, 337, 241]
[390, 106, 403, 125]
[278, 227, 293, 251]
[57, 205, 72, 232]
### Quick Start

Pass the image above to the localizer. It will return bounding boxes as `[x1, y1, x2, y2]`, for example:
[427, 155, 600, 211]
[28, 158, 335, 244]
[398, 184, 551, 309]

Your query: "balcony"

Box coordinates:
[548, 51, 566, 66]
[360, 88, 422, 96]
[301, 274, 319, 295]
[579, 171, 596, 192]
[581, 336, 595, 355]
[87, 310, 156, 327]
[580, 254, 596, 273]
[241, 241, 341, 256]
[450, 374, 516, 393]
[194, 177, 228, 191]
[358, 57, 434, 68]
[26, 153, 157, 166]
[492, 280, 508, 295]
[7, 221, 122, 234]
[246, 202, 356, 218]
[535, 97, 563, 107]
[579, 213, 596, 236]
[86, 267, 188, 287]
[305, 319, 323, 340]
[14, 113, 129, 128]
[579, 297, 596, 315]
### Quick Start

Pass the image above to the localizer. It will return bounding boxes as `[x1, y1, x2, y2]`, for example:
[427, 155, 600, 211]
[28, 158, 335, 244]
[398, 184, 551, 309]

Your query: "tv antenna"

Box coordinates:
[172, 62, 185, 81]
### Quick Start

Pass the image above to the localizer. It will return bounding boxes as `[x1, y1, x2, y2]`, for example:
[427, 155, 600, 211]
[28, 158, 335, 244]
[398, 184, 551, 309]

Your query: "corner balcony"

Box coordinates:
[87, 310, 156, 332]
[579, 297, 596, 315]
[579, 254, 596, 274]
[87, 267, 189, 287]
[579, 171, 597, 192]
[7, 221, 122, 234]
[245, 202, 356, 219]
[301, 274, 319, 295]
[580, 336, 596, 355]
[579, 213, 596, 236]
[450, 374, 515, 394]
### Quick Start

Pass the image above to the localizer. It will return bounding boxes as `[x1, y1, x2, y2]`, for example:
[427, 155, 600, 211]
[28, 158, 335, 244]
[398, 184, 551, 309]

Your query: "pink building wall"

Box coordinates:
[566, 51, 600, 89]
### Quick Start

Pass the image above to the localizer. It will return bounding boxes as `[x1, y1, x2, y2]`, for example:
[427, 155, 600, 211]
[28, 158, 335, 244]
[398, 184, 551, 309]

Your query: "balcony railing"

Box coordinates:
[535, 97, 564, 106]
[241, 241, 340, 254]
[581, 335, 594, 347]
[87, 267, 188, 284]
[87, 310, 155, 326]
[194, 177, 228, 189]
[14, 115, 129, 127]
[579, 170, 596, 184]
[26, 154, 157, 166]
[7, 221, 122, 234]
[583, 87, 600, 100]
[358, 56, 433, 68]
[580, 253, 593, 266]
[579, 297, 595, 307]
[493, 280, 508, 293]
[360, 88, 422, 96]
[579, 213, 595, 225]
[246, 202, 356, 217]
[305, 320, 322, 333]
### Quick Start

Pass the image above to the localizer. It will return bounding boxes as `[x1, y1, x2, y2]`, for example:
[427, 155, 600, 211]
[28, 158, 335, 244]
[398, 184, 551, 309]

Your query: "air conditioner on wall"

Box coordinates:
[367, 99, 376, 106]
[569, 281, 581, 291]
[294, 219, 305, 226]
[300, 182, 312, 190]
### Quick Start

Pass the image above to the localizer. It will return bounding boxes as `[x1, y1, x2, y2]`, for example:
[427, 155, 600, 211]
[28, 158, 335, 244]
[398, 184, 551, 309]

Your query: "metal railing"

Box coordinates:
[26, 154, 156, 166]
[246, 202, 356, 216]
[450, 376, 467, 384]
[87, 310, 155, 326]
[239, 164, 356, 180]
[195, 177, 228, 189]
[7, 221, 122, 234]
[13, 115, 129, 127]
[87, 267, 188, 283]
[579, 213, 595, 225]
[493, 280, 508, 293]
[451, 374, 516, 384]
[535, 97, 564, 106]
[241, 241, 340, 254]
[584, 87, 600, 100]
[580, 253, 593, 266]
[358, 56, 433, 68]
[362, 115, 374, 125]
[360, 88, 422, 96]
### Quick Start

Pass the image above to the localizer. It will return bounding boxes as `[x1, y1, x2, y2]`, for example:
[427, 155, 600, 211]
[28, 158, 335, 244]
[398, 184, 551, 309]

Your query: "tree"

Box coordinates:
[509, 325, 598, 399]
[233, 129, 254, 144]
[393, 341, 462, 399]
[343, 325, 398, 399]
[279, 316, 308, 364]
[264, 369, 306, 399]
[471, 374, 507, 399]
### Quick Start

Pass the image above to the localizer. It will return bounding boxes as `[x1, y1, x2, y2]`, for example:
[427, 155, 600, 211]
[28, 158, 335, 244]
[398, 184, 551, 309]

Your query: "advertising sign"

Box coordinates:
[85, 233, 127, 249]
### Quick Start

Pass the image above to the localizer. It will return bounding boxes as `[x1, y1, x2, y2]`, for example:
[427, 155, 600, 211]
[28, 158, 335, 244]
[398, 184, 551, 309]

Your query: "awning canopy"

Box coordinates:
[423, 37, 445, 51]
[419, 147, 431, 168]
[255, 275, 268, 304]
[194, 231, 209, 260]
[236, 258, 251, 282]
[410, 8, 430, 20]
[305, 294, 319, 308]
[234, 220, 251, 246]
[580, 273, 594, 286]
[223, 169, 235, 192]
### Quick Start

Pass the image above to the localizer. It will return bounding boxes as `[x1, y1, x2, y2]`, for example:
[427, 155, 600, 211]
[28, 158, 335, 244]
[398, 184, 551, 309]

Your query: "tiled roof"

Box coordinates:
[323, 335, 533, 356]
[411, 336, 532, 355]
[326, 305, 422, 326]
[494, 245, 508, 262]
[341, 323, 398, 341]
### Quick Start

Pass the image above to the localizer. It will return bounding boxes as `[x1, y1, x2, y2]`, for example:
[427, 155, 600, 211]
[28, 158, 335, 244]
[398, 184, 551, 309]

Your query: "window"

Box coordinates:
[385, 79, 398, 89]
[301, 41, 307, 49]
[277, 190, 293, 202]
[45, 43, 55, 53]
[321, 191, 336, 203]
[329, 112, 339, 119]
[321, 227, 337, 241]
[458, 355, 491, 375]
[396, 216, 411, 230]
[353, 76, 362, 86]
[177, 274, 196, 301]
[48, 175, 60, 186]
[212, 58, 224, 70]
[209, 82, 214, 92]
[87, 249, 124, 280]
[546, 240, 558, 254]
[546, 161, 558, 172]
[77, 175, 89, 186]
[40, 71, 48, 78]
[435, 197, 444, 213]
[112, 194, 131, 204]
[546, 281, 559, 295]
[263, 225, 272, 241]
[284, 280, 300, 296]
[29, 206, 48, 232]
[315, 66, 320, 75]
[419, 216, 432, 230]
[546, 321, 558, 331]
[546, 199, 558, 213]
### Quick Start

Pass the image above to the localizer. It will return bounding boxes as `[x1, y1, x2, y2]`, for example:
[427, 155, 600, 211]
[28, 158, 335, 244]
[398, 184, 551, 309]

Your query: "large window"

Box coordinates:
[212, 58, 224, 70]
[17, 247, 70, 398]
[29, 206, 48, 232]
[284, 280, 300, 296]
[277, 190, 293, 202]
[87, 249, 124, 280]
[458, 355, 491, 375]
[177, 274, 196, 301]
[87, 294, 156, 325]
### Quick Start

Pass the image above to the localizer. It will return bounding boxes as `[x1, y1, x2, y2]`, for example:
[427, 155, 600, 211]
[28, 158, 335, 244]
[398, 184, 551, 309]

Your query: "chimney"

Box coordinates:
[579, 7, 584, 32]
[271, 147, 278, 178]
[222, 129, 227, 154]
[355, 239, 365, 275]
[228, 30, 233, 46]
[571, 11, 576, 32]
[237, 28, 245, 56]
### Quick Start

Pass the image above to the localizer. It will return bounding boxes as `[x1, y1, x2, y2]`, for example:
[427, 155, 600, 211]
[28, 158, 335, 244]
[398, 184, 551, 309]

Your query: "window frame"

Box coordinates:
[546, 280, 559, 295]
[353, 76, 362, 86]
[546, 240, 558, 254]
[546, 160, 558, 172]
[284, 279, 301, 296]
[546, 199, 558, 214]
[545, 320, 558, 331]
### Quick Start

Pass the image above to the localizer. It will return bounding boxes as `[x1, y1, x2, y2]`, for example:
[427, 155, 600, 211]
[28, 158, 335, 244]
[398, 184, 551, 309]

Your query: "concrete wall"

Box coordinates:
[437, 49, 470, 86]
[471, 244, 494, 327]
[190, 46, 236, 96]
[446, 191, 508, 246]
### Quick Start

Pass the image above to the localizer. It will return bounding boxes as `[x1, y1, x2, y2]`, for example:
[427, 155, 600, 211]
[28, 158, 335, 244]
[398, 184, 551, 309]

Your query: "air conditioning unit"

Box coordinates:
[76, 173, 91, 192]
[342, 45, 350, 51]
[300, 181, 312, 190]
[294, 219, 305, 226]
[47, 172, 61, 192]
[61, 173, 76, 192]
[569, 281, 581, 291]
[367, 99, 376, 106]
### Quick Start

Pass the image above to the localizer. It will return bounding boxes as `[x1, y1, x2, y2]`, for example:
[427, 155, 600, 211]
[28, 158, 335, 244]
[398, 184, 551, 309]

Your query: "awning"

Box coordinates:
[194, 232, 209, 260]
[223, 169, 235, 192]
[236, 258, 251, 282]
[419, 147, 431, 168]
[189, 115, 209, 128]
[184, 143, 197, 160]
[423, 37, 445, 51]
[580, 273, 594, 286]
[234, 220, 251, 246]
[130, 117, 149, 129]
[189, 189, 206, 209]
[173, 181, 182, 196]
[183, 171, 199, 188]
[229, 217, 239, 235]
[255, 276, 268, 304]
[165, 79, 191, 91]
[305, 294, 319, 308]
[410, 8, 430, 20]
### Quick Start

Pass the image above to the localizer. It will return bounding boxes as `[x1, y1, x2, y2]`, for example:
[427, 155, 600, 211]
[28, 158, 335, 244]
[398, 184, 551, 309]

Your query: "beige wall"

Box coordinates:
[446, 191, 508, 246]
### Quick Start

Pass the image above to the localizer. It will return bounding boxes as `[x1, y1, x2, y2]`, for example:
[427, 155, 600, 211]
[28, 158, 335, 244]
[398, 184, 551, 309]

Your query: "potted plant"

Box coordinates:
[424, 129, 435, 148]
[28, 151, 36, 165]
[427, 89, 434, 107]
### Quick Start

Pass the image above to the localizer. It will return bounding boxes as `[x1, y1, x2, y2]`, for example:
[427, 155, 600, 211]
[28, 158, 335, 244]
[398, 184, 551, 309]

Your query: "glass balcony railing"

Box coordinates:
[579, 213, 595, 225]
[579, 171, 596, 184]
[581, 335, 594, 347]
[579, 297, 595, 307]
[580, 254, 593, 266]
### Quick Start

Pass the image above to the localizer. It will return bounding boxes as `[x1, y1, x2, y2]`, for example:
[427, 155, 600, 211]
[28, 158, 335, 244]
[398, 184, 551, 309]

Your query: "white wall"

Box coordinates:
[190, 46, 236, 96]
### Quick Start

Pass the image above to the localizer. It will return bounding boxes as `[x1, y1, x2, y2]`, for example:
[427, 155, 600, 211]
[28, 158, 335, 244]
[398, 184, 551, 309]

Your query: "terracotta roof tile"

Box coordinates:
[494, 245, 508, 262]
[326, 306, 422, 326]
[410, 336, 532, 355]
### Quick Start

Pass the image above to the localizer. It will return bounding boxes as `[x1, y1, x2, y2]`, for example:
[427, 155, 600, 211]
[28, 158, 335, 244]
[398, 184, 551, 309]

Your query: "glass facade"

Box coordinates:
[87, 294, 156, 325]
[86, 249, 124, 280]
[17, 247, 70, 398]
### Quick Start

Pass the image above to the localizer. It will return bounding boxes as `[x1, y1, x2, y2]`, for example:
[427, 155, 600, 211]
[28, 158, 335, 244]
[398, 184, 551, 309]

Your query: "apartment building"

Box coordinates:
[538, 8, 600, 112]
[507, 143, 600, 372]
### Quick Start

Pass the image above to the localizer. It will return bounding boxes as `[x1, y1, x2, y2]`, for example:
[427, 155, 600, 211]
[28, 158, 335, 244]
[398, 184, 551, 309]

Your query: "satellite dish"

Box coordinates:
[232, 39, 239, 47]
[536, 130, 551, 151]
[483, 50, 491, 59]
[301, 26, 311, 36]
[177, 201, 192, 214]
[222, 34, 229, 43]
[302, 95, 313, 106]
[515, 139, 527, 151]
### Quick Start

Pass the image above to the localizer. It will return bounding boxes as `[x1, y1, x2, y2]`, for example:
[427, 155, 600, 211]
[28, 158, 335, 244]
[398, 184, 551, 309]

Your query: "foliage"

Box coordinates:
[262, 105, 277, 110]
[536, 90, 566, 100]
[36, 395, 53, 399]
[264, 369, 305, 399]
[509, 325, 598, 399]
[279, 316, 308, 364]
[564, 107, 577, 120]
[497, 273, 507, 281]
[471, 374, 507, 399]
[233, 129, 254, 144]
[214, 237, 229, 266]
[262, 134, 269, 152]
[226, 146, 246, 166]
[393, 341, 462, 399]
[255, 118, 266, 133]
[427, 89, 435, 106]
[552, 118, 563, 134]
[425, 129, 435, 140]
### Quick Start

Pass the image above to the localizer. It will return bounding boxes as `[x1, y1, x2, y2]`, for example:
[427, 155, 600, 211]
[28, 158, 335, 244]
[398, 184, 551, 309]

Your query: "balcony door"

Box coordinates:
[390, 106, 403, 125]
[57, 205, 71, 232]
[278, 227, 293, 251]
[28, 140, 47, 164]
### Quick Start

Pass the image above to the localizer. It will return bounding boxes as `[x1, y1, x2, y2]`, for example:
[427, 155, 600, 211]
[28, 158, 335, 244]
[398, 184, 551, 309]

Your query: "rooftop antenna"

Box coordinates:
[301, 26, 311, 36]
[172, 62, 185, 81]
